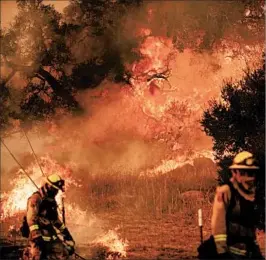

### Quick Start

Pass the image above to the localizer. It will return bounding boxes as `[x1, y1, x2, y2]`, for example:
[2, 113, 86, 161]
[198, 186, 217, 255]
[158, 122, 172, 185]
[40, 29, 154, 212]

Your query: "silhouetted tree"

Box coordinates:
[0, 0, 263, 133]
[0, 0, 142, 131]
[201, 57, 265, 228]
[65, 0, 142, 88]
[1, 0, 78, 120]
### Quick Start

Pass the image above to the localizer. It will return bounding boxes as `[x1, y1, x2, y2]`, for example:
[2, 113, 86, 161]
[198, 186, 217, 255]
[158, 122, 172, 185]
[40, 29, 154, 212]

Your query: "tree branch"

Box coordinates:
[147, 73, 169, 82]
[2, 69, 17, 85]
[3, 59, 79, 108]
[35, 74, 46, 86]
[37, 67, 79, 107]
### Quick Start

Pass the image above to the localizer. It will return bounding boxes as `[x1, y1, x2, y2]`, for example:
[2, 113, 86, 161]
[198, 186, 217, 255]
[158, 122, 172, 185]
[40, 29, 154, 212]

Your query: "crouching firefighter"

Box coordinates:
[198, 151, 264, 259]
[21, 173, 75, 260]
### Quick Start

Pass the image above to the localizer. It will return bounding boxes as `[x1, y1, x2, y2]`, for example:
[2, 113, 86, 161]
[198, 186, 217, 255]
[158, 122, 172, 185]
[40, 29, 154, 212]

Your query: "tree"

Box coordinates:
[0, 0, 142, 132]
[64, 0, 142, 88]
[201, 57, 265, 228]
[1, 0, 263, 134]
[1, 0, 79, 123]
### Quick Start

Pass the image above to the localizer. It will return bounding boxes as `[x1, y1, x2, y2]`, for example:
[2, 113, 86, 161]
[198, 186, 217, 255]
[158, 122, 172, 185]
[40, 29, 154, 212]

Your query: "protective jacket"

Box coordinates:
[24, 185, 74, 260]
[27, 187, 68, 242]
[211, 183, 262, 258]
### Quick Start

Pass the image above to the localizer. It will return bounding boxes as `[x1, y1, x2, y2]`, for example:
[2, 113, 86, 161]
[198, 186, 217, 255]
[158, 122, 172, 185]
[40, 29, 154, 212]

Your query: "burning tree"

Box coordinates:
[1, 0, 264, 135]
[201, 57, 265, 228]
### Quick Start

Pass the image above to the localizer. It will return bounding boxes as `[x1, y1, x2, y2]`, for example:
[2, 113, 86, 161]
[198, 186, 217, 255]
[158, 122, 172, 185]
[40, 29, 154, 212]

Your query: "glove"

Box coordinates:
[20, 216, 30, 238]
[66, 245, 75, 256]
[32, 236, 44, 249]
[62, 228, 75, 255]
[217, 252, 233, 259]
[61, 228, 74, 242]
[64, 242, 75, 256]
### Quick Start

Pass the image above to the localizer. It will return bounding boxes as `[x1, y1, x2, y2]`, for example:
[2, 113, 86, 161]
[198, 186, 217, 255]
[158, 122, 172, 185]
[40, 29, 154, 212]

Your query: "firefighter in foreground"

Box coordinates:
[211, 151, 264, 259]
[22, 173, 75, 260]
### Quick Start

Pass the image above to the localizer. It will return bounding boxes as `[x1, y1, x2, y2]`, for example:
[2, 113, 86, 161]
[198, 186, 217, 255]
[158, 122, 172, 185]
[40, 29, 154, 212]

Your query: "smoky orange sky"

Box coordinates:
[1, 0, 263, 183]
[1, 0, 68, 29]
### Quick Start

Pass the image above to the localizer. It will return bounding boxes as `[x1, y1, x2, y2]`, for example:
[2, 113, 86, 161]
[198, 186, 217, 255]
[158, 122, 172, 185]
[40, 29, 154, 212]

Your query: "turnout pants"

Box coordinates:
[22, 239, 69, 260]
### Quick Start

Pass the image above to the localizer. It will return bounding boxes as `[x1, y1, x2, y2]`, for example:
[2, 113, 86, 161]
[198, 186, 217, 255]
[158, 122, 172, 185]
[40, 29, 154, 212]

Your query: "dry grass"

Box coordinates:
[72, 159, 218, 259]
[72, 158, 265, 259]
[75, 158, 217, 217]
[2, 158, 265, 259]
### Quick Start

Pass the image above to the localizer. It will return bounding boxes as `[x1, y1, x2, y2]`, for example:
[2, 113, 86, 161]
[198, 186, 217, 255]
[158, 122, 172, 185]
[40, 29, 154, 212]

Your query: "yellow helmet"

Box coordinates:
[229, 151, 259, 170]
[46, 173, 65, 191]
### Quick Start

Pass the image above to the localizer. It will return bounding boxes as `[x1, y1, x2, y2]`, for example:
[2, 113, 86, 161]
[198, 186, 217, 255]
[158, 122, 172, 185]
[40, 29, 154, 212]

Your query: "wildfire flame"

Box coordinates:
[126, 34, 177, 119]
[1, 167, 41, 219]
[1, 10, 263, 259]
[143, 150, 215, 176]
[1, 155, 129, 259]
[92, 228, 128, 259]
[0, 157, 78, 220]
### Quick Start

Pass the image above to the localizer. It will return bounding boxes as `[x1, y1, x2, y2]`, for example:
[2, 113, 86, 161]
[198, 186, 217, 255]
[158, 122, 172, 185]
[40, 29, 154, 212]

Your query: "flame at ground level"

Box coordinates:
[92, 229, 129, 258]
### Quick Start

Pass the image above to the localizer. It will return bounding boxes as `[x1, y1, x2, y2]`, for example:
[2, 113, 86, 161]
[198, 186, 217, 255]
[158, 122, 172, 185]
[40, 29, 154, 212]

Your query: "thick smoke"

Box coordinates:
[1, 2, 264, 253]
[1, 0, 263, 178]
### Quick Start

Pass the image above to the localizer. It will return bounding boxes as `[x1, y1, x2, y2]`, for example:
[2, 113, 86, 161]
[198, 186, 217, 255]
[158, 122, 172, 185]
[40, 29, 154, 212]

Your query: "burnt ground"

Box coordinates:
[105, 213, 203, 260]
[1, 210, 265, 260]
[75, 210, 265, 260]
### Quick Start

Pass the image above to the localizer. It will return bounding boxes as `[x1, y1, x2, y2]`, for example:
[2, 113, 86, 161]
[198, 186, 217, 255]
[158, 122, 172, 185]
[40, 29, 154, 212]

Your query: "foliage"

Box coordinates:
[201, 57, 265, 228]
[0, 0, 142, 131]
[144, 0, 264, 52]
[0, 0, 263, 134]
[0, 83, 11, 132]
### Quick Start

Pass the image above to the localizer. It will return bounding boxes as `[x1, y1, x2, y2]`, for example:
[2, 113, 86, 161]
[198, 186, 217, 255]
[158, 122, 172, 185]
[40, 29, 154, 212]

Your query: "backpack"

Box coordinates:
[20, 191, 41, 238]
[20, 216, 30, 238]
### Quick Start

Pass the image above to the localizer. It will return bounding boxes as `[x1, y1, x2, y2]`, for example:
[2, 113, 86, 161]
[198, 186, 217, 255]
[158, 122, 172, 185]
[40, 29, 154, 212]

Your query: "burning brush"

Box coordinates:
[91, 229, 128, 260]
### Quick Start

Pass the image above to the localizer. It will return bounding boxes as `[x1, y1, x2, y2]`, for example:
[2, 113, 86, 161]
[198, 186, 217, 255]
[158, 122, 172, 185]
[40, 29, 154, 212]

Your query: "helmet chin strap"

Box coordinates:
[238, 182, 255, 195]
[230, 177, 255, 201]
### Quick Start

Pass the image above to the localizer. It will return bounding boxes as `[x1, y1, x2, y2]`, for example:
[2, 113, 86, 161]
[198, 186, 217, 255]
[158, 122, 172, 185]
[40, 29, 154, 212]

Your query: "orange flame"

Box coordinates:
[1, 156, 129, 258]
[1, 167, 42, 219]
[93, 228, 128, 258]
[143, 150, 215, 176]
[0, 156, 79, 220]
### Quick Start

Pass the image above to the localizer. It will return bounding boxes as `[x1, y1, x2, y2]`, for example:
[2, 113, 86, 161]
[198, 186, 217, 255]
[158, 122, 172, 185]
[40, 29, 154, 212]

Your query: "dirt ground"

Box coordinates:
[0, 209, 265, 260]
[76, 210, 265, 260]
[104, 212, 204, 260]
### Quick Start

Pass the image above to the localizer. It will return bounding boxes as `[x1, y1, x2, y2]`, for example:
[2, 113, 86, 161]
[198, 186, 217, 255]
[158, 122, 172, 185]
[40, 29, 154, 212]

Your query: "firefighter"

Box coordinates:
[22, 173, 75, 260]
[211, 151, 264, 259]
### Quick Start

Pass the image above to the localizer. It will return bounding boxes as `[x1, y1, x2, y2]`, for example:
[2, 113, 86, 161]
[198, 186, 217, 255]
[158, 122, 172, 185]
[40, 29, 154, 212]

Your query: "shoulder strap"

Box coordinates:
[228, 183, 236, 208]
[39, 186, 49, 199]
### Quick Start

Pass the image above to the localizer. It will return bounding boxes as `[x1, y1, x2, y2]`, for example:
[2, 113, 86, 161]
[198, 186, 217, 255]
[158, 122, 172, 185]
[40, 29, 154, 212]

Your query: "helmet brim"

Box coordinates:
[46, 179, 65, 191]
[229, 164, 259, 170]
